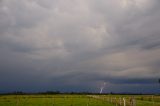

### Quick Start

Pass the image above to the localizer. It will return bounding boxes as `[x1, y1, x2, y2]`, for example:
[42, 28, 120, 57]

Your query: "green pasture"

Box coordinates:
[0, 94, 159, 106]
[99, 95, 160, 106]
[0, 95, 114, 106]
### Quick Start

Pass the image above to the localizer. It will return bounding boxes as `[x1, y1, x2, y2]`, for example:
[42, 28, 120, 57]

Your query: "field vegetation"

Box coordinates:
[0, 94, 159, 106]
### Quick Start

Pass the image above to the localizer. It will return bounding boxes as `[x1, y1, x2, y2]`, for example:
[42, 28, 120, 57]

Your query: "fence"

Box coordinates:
[88, 95, 136, 106]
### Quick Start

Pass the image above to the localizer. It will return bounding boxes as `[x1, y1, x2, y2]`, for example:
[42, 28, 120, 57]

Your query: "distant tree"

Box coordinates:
[158, 79, 160, 95]
[45, 91, 60, 94]
[37, 91, 61, 95]
[110, 92, 113, 95]
[13, 91, 25, 95]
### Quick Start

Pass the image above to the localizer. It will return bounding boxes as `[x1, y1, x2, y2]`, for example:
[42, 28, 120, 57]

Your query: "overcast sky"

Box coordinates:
[0, 0, 160, 93]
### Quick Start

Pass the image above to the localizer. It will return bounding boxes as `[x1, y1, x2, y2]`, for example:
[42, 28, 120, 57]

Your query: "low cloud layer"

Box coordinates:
[0, 0, 160, 93]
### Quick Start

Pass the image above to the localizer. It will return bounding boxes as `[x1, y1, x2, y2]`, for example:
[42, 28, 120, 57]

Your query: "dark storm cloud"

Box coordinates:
[0, 0, 160, 93]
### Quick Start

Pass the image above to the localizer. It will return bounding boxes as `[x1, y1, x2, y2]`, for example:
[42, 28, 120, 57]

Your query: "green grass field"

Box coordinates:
[0, 95, 114, 106]
[0, 94, 159, 106]
[98, 95, 160, 106]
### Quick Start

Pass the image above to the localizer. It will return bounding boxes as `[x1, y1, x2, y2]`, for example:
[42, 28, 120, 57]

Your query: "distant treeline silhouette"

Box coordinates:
[0, 91, 159, 95]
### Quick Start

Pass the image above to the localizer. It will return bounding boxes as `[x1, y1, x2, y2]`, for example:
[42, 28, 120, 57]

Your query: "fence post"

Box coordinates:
[119, 97, 122, 106]
[107, 97, 109, 102]
[115, 97, 117, 106]
[123, 98, 126, 106]
[152, 95, 154, 106]
[133, 97, 136, 106]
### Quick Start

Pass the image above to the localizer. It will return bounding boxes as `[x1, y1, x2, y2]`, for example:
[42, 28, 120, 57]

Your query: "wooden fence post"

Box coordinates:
[119, 97, 122, 106]
[133, 97, 136, 106]
[123, 98, 126, 106]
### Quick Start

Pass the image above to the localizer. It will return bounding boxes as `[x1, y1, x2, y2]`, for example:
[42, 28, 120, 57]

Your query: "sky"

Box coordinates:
[0, 0, 160, 93]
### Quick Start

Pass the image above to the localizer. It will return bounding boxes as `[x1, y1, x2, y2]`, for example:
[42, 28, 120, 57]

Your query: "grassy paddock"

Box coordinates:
[97, 95, 160, 106]
[0, 95, 114, 106]
[0, 94, 159, 106]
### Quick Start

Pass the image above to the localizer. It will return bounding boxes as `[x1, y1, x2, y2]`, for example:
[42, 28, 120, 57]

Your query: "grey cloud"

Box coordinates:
[0, 0, 160, 93]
